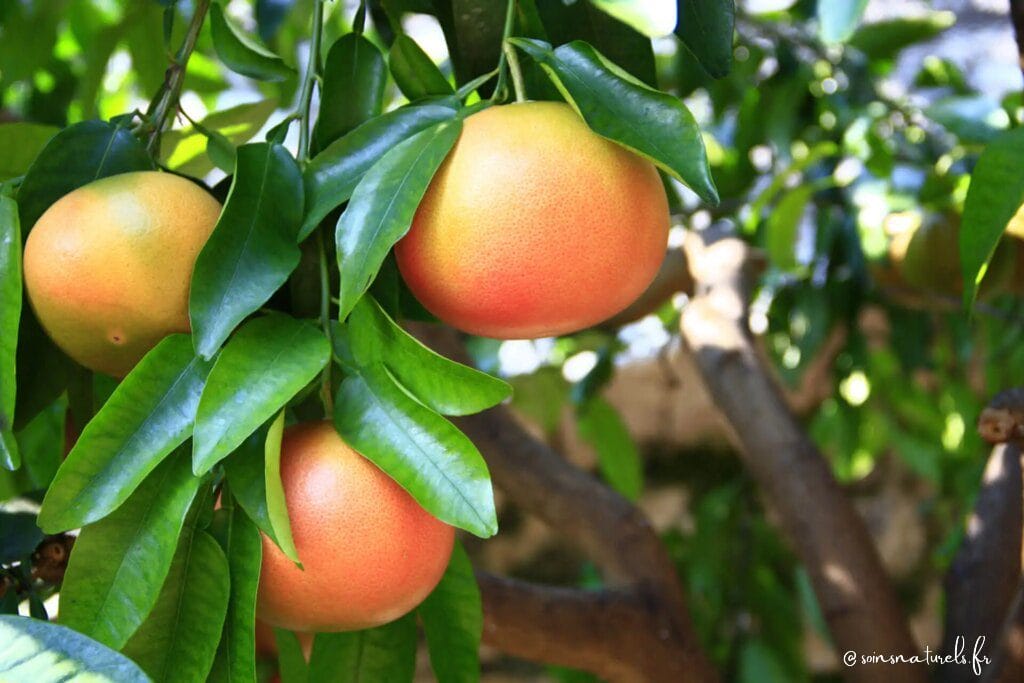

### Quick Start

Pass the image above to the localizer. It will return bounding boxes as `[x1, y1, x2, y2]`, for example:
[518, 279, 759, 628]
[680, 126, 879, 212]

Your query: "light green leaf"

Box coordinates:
[591, 0, 676, 37]
[0, 123, 58, 181]
[818, 0, 868, 44]
[576, 397, 643, 501]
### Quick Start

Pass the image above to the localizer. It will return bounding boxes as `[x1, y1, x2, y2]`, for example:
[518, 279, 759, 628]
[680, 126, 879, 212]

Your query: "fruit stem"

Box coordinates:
[145, 0, 211, 157]
[297, 0, 326, 164]
[317, 226, 334, 415]
[492, 0, 518, 102]
[503, 41, 527, 103]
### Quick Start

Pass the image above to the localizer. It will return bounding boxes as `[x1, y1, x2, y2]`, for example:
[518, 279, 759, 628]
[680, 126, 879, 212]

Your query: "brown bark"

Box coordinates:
[941, 444, 1023, 683]
[982, 579, 1024, 683]
[676, 234, 925, 682]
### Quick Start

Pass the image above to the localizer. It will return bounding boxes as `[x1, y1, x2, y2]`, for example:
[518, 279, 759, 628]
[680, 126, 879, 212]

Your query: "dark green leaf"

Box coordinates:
[336, 119, 462, 319]
[209, 1, 294, 81]
[189, 143, 304, 359]
[0, 512, 42, 563]
[301, 101, 458, 239]
[433, 0, 504, 88]
[58, 451, 203, 650]
[675, 0, 734, 78]
[510, 38, 718, 204]
[960, 126, 1024, 307]
[317, 33, 387, 147]
[38, 335, 213, 533]
[123, 531, 230, 683]
[193, 315, 329, 473]
[275, 629, 309, 683]
[576, 397, 642, 500]
[419, 542, 482, 683]
[17, 120, 154, 230]
[389, 34, 454, 101]
[209, 494, 262, 683]
[817, 0, 868, 44]
[13, 310, 70, 432]
[307, 613, 417, 683]
[0, 196, 20, 470]
[0, 123, 58, 181]
[333, 363, 496, 537]
[344, 297, 510, 415]
[0, 615, 150, 683]
[847, 12, 955, 60]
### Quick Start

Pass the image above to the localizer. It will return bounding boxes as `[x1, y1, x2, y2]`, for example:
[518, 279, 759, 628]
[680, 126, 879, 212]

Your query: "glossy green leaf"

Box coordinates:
[17, 119, 154, 230]
[960, 126, 1024, 307]
[847, 12, 955, 60]
[336, 119, 462, 319]
[345, 297, 510, 415]
[58, 450, 203, 650]
[307, 613, 417, 683]
[419, 542, 482, 683]
[817, 0, 868, 44]
[510, 38, 718, 204]
[591, 0, 676, 37]
[0, 123, 58, 181]
[301, 101, 458, 239]
[209, 494, 262, 683]
[267, 411, 300, 563]
[0, 512, 42, 563]
[0, 615, 150, 683]
[674, 0, 734, 78]
[190, 143, 304, 359]
[0, 196, 20, 470]
[209, 1, 293, 81]
[38, 335, 213, 533]
[163, 99, 279, 178]
[317, 33, 387, 147]
[389, 34, 454, 101]
[123, 531, 230, 683]
[333, 363, 496, 538]
[576, 397, 642, 501]
[193, 315, 329, 474]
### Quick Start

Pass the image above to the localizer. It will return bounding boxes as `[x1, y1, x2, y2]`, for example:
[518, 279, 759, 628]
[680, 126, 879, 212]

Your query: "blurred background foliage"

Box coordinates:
[2, 0, 1023, 680]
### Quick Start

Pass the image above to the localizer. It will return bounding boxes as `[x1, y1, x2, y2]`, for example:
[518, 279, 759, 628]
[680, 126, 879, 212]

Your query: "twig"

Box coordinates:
[296, 0, 325, 164]
[676, 233, 926, 682]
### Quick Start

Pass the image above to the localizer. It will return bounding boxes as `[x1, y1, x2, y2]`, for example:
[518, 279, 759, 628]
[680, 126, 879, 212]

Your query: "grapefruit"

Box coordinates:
[395, 101, 670, 339]
[23, 171, 220, 376]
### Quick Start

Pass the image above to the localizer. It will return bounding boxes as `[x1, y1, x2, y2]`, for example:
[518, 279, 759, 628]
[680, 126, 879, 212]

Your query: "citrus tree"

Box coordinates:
[2, 0, 1024, 682]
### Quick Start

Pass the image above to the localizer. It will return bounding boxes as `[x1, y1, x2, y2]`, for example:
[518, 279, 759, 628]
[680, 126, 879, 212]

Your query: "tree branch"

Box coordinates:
[1010, 0, 1024, 86]
[982, 578, 1024, 683]
[676, 234, 925, 682]
[941, 443, 1022, 683]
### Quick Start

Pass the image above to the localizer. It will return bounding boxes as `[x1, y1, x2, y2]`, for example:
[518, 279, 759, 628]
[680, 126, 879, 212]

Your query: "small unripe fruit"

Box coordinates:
[257, 421, 454, 632]
[396, 101, 670, 339]
[23, 171, 220, 376]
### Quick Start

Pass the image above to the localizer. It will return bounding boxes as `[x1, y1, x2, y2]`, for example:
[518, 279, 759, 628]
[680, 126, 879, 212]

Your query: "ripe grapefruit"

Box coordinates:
[257, 421, 454, 632]
[395, 101, 670, 339]
[23, 171, 220, 376]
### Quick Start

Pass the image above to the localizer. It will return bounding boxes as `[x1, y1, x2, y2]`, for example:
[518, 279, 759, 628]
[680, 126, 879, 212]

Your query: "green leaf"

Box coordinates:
[344, 297, 510, 415]
[389, 34, 454, 101]
[674, 0, 734, 78]
[925, 95, 1007, 145]
[209, 1, 294, 81]
[336, 119, 462, 319]
[265, 410, 300, 563]
[0, 123, 58, 181]
[765, 184, 815, 273]
[333, 363, 496, 538]
[0, 196, 21, 470]
[301, 101, 458, 239]
[419, 542, 482, 683]
[38, 335, 213, 533]
[961, 126, 1024, 307]
[209, 494, 262, 683]
[17, 119, 154, 230]
[123, 531, 230, 683]
[0, 615, 150, 683]
[817, 0, 868, 44]
[13, 310, 71, 432]
[189, 143, 304, 359]
[162, 99, 279, 178]
[58, 450, 203, 650]
[591, 0, 676, 37]
[847, 12, 955, 60]
[0, 512, 42, 563]
[306, 613, 417, 683]
[576, 397, 642, 501]
[275, 629, 309, 683]
[193, 315, 329, 474]
[510, 38, 718, 204]
[317, 33, 388, 147]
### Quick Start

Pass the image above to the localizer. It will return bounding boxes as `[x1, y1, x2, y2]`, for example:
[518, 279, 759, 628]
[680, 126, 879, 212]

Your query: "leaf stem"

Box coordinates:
[503, 41, 527, 103]
[492, 0, 518, 102]
[146, 0, 211, 157]
[297, 0, 326, 164]
[317, 227, 334, 414]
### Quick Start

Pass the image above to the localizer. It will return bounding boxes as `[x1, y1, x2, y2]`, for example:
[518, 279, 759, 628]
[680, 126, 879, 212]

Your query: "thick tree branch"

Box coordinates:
[982, 578, 1024, 683]
[676, 234, 925, 682]
[940, 443, 1022, 683]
